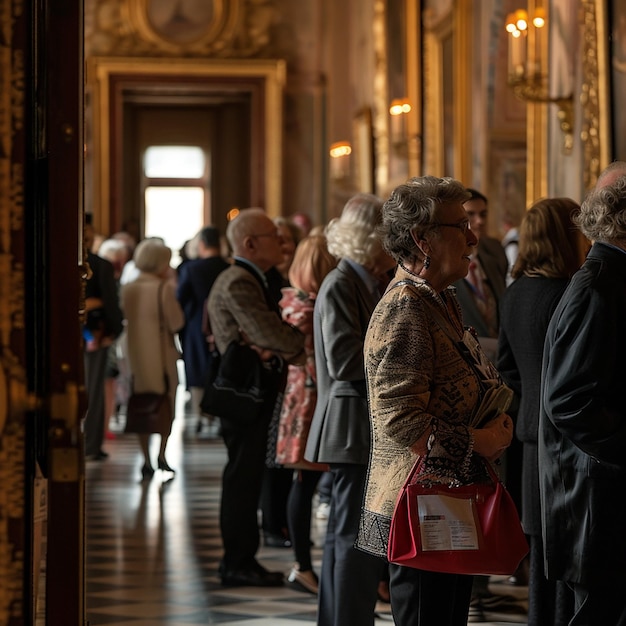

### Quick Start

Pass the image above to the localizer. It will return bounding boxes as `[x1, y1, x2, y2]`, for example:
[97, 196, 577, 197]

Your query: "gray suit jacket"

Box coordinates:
[305, 259, 379, 465]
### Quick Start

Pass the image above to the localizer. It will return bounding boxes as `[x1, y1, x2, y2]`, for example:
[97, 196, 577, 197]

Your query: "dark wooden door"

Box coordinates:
[25, 2, 85, 624]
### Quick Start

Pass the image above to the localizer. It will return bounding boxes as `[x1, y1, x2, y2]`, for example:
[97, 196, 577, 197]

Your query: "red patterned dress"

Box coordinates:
[275, 287, 327, 470]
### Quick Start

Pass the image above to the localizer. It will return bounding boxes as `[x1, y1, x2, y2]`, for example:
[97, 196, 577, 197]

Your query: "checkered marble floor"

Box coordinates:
[85, 390, 527, 625]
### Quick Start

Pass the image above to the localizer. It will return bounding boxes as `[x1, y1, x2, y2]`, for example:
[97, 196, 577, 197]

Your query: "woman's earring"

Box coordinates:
[423, 255, 431, 270]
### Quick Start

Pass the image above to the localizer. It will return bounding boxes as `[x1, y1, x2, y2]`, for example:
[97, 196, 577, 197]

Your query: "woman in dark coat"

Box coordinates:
[497, 198, 584, 626]
[176, 226, 229, 418]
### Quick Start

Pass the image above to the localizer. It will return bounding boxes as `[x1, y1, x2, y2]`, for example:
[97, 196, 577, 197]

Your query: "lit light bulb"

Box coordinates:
[505, 13, 517, 33]
[515, 9, 528, 31]
[329, 142, 352, 158]
[389, 99, 411, 116]
[533, 8, 546, 28]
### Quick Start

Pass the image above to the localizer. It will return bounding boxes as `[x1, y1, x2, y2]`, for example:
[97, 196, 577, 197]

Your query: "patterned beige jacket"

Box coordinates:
[357, 265, 490, 559]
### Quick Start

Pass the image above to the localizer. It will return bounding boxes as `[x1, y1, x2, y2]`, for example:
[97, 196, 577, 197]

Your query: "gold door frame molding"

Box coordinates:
[86, 57, 286, 233]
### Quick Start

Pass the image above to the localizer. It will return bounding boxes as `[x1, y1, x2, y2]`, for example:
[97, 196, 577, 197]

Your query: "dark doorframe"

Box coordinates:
[43, 2, 86, 625]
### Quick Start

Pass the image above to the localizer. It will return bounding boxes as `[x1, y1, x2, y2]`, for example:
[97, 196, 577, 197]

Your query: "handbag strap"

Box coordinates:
[129, 280, 168, 396]
[156, 280, 169, 393]
[406, 453, 500, 488]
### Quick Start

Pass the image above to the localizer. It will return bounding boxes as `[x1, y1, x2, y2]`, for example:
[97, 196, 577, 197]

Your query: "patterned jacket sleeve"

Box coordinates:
[209, 268, 305, 364]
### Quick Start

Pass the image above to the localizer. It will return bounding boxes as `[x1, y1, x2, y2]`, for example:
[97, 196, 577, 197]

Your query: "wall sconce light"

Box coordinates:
[389, 98, 411, 153]
[505, 3, 574, 153]
[329, 141, 352, 180]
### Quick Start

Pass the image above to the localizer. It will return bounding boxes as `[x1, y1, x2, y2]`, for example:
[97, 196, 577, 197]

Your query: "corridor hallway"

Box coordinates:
[84, 388, 528, 625]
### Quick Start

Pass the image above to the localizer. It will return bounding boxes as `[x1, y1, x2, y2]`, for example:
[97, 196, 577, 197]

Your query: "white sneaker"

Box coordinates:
[316, 502, 330, 520]
[286, 567, 319, 595]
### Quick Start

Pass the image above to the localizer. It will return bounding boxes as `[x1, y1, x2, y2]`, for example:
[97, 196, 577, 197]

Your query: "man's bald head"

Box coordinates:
[226, 208, 283, 271]
[227, 208, 269, 255]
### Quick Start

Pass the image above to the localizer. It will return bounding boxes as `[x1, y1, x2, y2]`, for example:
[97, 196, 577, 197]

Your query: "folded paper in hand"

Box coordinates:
[470, 384, 514, 428]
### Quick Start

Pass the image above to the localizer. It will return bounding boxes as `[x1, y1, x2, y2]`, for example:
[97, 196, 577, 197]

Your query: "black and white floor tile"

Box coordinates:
[85, 386, 528, 625]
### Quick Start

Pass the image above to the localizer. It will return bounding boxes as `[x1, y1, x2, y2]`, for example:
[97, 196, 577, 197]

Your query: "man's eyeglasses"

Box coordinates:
[432, 220, 471, 234]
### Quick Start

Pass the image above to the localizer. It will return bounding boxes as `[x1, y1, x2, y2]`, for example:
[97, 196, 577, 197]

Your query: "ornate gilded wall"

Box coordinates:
[83, 0, 338, 223]
[0, 0, 27, 622]
[85, 0, 277, 58]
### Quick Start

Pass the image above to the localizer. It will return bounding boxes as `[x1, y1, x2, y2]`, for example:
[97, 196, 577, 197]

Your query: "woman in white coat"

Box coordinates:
[121, 239, 185, 479]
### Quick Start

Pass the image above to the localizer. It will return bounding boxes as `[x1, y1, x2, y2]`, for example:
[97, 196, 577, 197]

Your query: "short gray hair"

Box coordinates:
[325, 193, 383, 266]
[380, 176, 470, 264]
[575, 172, 626, 242]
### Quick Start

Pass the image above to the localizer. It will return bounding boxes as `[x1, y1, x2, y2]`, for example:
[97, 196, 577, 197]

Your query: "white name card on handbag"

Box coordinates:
[417, 494, 480, 551]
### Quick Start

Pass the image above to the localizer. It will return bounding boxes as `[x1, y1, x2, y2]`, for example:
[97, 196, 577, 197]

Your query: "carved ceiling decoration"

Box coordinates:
[87, 0, 276, 57]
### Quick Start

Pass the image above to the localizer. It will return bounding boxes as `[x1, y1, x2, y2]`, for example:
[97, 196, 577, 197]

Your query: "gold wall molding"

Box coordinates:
[581, 0, 609, 191]
[373, 0, 389, 193]
[87, 0, 276, 57]
[421, 1, 473, 181]
[422, 5, 452, 177]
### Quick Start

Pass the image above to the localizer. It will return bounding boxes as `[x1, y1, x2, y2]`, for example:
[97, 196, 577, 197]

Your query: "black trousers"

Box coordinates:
[287, 468, 323, 571]
[389, 563, 474, 626]
[317, 463, 387, 626]
[219, 411, 272, 572]
[84, 346, 109, 456]
[528, 534, 574, 626]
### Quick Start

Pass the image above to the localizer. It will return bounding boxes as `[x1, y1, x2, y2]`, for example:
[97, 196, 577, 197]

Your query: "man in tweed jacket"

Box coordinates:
[207, 208, 305, 587]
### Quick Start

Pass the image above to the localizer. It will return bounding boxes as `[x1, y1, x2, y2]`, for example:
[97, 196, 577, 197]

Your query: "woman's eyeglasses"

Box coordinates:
[432, 220, 471, 234]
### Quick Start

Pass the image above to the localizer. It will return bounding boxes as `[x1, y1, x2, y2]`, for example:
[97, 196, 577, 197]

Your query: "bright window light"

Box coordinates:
[144, 146, 206, 179]
[144, 186, 204, 266]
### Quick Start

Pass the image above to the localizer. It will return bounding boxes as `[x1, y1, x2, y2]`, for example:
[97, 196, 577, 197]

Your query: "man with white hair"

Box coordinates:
[207, 208, 305, 587]
[305, 193, 394, 626]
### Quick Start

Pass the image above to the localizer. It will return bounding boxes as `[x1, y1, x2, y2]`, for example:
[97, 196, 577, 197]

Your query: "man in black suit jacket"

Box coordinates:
[83, 223, 124, 460]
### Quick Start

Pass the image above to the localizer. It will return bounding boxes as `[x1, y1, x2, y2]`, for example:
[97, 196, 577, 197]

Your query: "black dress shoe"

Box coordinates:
[157, 457, 175, 472]
[141, 464, 155, 480]
[263, 532, 292, 548]
[221, 567, 284, 587]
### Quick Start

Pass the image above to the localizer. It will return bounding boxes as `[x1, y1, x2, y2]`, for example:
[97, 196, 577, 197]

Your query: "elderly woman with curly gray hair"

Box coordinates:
[356, 176, 514, 626]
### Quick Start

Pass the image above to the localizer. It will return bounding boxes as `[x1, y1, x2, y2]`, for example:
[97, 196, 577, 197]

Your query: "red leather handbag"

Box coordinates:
[388, 459, 528, 576]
